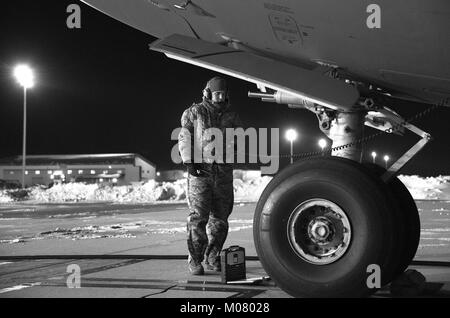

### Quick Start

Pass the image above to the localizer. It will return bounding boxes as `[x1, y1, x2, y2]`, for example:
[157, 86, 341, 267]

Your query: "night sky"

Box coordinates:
[1, 1, 449, 175]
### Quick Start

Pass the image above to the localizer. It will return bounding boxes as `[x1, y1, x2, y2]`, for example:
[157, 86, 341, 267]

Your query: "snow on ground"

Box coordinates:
[1, 172, 449, 204]
[0, 218, 255, 244]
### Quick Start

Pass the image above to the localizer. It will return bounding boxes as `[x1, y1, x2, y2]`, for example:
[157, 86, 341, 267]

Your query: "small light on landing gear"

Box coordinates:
[384, 155, 390, 168]
[371, 151, 377, 163]
[318, 139, 327, 156]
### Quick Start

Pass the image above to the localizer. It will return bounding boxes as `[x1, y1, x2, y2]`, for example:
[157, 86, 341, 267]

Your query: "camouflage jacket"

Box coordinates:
[178, 99, 242, 164]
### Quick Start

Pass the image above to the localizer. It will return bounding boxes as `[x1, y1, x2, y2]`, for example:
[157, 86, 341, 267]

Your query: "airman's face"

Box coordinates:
[211, 90, 226, 103]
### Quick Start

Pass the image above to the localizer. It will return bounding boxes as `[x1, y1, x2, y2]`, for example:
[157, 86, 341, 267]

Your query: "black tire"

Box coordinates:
[254, 157, 397, 297]
[363, 163, 420, 277]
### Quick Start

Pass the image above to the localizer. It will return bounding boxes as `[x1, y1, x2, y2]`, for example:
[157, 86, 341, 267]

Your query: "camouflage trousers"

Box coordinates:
[186, 164, 234, 264]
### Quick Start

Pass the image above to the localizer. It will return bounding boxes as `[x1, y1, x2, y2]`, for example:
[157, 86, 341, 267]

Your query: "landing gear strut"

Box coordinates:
[318, 109, 366, 161]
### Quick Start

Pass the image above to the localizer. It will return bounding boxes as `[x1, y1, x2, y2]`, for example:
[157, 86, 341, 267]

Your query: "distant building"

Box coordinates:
[155, 169, 185, 182]
[0, 153, 156, 187]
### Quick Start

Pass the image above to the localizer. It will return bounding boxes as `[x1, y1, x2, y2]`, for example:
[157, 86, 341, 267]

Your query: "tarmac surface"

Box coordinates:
[1, 200, 450, 298]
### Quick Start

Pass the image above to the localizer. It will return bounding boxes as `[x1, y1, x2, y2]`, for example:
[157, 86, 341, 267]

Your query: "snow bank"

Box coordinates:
[27, 179, 187, 203]
[0, 190, 14, 203]
[1, 172, 450, 204]
[397, 175, 450, 200]
[0, 170, 272, 204]
[233, 171, 272, 202]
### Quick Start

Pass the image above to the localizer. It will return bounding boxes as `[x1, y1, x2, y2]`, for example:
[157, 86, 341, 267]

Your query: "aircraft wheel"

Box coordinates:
[254, 157, 397, 297]
[363, 163, 421, 277]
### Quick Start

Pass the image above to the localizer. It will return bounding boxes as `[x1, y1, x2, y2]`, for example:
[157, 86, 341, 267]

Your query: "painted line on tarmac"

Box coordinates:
[80, 259, 146, 276]
[0, 260, 76, 276]
[0, 262, 13, 266]
[82, 277, 278, 290]
[0, 282, 41, 294]
[41, 281, 269, 297]
[0, 259, 145, 278]
[78, 276, 276, 298]
[227, 290, 266, 298]
[2, 255, 449, 267]
[0, 255, 261, 261]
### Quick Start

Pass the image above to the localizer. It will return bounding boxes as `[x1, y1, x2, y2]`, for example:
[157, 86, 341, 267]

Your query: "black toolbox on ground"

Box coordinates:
[220, 245, 246, 283]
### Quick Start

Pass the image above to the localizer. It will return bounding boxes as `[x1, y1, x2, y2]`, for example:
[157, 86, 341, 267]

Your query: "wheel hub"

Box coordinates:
[309, 217, 334, 243]
[287, 199, 352, 265]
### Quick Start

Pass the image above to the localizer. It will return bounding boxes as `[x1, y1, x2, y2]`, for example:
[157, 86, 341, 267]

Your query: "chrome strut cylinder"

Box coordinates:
[321, 110, 366, 161]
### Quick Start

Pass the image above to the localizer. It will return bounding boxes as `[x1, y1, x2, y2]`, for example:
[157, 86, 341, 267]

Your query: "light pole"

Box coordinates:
[14, 64, 34, 189]
[371, 151, 377, 164]
[318, 138, 327, 156]
[383, 155, 390, 169]
[285, 129, 297, 164]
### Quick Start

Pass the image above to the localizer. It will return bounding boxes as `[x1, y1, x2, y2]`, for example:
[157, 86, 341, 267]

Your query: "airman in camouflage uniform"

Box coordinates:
[178, 77, 241, 275]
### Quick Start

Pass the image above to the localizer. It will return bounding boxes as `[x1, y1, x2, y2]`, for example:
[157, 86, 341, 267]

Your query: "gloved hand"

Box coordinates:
[185, 163, 203, 177]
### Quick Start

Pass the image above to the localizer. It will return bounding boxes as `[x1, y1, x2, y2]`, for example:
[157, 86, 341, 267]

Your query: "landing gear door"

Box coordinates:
[150, 34, 360, 110]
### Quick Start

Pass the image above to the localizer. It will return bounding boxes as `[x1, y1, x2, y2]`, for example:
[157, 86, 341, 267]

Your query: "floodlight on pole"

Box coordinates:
[13, 64, 34, 188]
[14, 65, 34, 89]
[371, 151, 377, 164]
[383, 155, 390, 169]
[285, 129, 297, 164]
[285, 129, 297, 142]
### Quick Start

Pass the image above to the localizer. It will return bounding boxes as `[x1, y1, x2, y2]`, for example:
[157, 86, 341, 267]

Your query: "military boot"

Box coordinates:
[205, 255, 221, 272]
[188, 257, 204, 275]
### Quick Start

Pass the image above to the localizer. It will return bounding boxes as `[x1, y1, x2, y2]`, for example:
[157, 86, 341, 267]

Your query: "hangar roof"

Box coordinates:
[0, 153, 155, 167]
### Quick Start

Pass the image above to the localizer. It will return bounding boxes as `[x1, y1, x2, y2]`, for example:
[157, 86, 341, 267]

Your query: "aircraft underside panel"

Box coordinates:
[81, 0, 198, 39]
[81, 0, 450, 107]
[150, 34, 360, 110]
